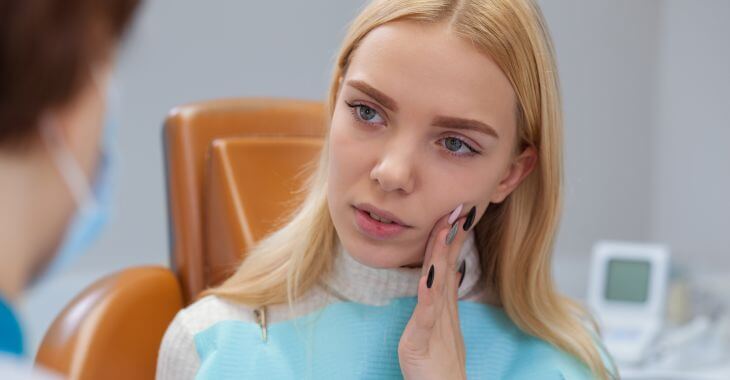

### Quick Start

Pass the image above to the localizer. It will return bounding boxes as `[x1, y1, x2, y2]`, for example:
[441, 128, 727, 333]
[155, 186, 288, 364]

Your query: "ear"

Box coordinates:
[490, 145, 538, 204]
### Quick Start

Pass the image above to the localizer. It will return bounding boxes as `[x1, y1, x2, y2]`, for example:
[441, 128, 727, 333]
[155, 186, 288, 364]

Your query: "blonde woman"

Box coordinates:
[157, 0, 614, 378]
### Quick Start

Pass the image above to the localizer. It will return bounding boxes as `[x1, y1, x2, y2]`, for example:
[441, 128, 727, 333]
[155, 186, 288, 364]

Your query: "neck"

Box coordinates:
[324, 231, 490, 306]
[0, 147, 68, 300]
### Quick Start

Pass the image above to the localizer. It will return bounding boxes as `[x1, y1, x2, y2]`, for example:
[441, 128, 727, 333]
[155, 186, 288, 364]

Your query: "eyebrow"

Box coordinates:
[346, 79, 499, 139]
[346, 80, 399, 112]
[432, 116, 499, 139]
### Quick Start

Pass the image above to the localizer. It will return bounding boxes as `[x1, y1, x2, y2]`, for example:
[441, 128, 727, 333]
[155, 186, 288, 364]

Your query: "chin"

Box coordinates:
[329, 200, 422, 269]
[340, 234, 418, 269]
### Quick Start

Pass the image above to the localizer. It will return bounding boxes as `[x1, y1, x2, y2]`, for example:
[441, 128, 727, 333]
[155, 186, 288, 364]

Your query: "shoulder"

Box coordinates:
[176, 295, 258, 335]
[457, 302, 597, 379]
[172, 286, 334, 337]
[156, 295, 257, 380]
[504, 338, 595, 379]
[503, 321, 598, 379]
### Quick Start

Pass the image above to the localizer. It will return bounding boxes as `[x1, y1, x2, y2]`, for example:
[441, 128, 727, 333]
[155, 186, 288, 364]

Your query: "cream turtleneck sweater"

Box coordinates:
[157, 231, 486, 379]
[156, 231, 595, 379]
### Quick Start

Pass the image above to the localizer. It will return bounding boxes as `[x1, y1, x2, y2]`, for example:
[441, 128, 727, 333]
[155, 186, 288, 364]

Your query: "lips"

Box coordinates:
[353, 206, 409, 240]
[353, 203, 410, 227]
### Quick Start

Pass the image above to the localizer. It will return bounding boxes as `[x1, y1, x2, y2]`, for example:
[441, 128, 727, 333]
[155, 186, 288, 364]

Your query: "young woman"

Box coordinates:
[158, 0, 613, 378]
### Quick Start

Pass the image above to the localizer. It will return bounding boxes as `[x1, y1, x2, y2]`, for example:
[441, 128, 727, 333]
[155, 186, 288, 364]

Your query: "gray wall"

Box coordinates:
[651, 0, 730, 269]
[551, 0, 730, 297]
[542, 1, 663, 298]
[19, 0, 729, 354]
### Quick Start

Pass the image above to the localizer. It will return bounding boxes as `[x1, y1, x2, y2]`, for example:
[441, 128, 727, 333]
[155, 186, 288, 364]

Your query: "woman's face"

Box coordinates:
[327, 20, 536, 268]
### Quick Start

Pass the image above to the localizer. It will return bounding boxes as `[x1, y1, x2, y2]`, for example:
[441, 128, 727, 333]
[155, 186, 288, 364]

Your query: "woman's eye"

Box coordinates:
[441, 136, 478, 157]
[357, 105, 378, 121]
[346, 102, 385, 124]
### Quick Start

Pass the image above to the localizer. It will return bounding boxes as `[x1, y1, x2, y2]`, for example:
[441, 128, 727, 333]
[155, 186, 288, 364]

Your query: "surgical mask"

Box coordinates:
[35, 73, 119, 282]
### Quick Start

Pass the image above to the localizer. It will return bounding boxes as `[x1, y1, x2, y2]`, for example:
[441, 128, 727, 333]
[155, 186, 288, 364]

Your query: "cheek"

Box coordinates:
[328, 113, 375, 189]
[420, 161, 504, 221]
[327, 118, 367, 216]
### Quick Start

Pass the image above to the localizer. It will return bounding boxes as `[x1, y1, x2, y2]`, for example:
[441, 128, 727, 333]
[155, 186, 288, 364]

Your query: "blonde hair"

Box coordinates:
[207, 0, 613, 378]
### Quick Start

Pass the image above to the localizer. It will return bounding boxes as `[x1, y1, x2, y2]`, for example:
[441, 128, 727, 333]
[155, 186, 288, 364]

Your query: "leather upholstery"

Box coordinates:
[35, 98, 327, 379]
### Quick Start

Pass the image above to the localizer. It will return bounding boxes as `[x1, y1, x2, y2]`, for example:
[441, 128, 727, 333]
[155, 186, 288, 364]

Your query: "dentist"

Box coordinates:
[0, 0, 141, 377]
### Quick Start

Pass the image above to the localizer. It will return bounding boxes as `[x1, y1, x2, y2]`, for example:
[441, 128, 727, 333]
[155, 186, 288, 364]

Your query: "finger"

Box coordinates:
[421, 203, 469, 276]
[401, 274, 437, 352]
[420, 210, 455, 277]
[446, 220, 468, 289]
[442, 268, 465, 338]
[445, 268, 464, 317]
[443, 227, 462, 314]
[441, 216, 472, 315]
[424, 225, 467, 358]
[423, 205, 476, 311]
[446, 206, 477, 269]
[428, 226, 454, 315]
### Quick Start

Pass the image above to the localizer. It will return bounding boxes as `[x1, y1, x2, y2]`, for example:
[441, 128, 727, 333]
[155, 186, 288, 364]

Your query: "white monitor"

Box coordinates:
[588, 241, 670, 364]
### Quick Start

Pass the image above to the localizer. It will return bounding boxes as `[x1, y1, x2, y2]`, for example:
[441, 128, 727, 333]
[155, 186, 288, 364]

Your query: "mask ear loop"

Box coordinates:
[39, 114, 97, 212]
[43, 67, 111, 212]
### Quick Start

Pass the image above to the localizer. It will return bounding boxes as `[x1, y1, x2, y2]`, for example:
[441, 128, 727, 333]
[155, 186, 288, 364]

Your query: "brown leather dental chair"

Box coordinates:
[35, 98, 326, 380]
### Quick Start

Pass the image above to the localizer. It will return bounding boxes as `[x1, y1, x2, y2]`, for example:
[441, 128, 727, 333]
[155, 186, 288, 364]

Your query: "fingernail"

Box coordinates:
[463, 206, 476, 231]
[445, 222, 459, 245]
[448, 203, 463, 225]
[458, 261, 466, 288]
[427, 265, 435, 288]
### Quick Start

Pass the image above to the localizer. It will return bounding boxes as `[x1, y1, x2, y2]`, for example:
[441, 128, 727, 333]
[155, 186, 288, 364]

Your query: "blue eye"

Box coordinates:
[441, 136, 478, 157]
[346, 102, 385, 125]
[357, 105, 377, 121]
[344, 100, 478, 158]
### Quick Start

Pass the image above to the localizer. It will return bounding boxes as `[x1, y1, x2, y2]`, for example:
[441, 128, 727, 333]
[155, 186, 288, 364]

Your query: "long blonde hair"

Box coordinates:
[207, 0, 612, 378]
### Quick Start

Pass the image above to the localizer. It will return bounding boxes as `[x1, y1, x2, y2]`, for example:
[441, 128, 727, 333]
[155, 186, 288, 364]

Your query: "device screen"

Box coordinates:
[605, 258, 651, 303]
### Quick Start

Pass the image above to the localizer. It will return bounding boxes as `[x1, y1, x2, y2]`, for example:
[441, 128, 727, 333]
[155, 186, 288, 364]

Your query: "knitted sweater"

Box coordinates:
[156, 232, 593, 379]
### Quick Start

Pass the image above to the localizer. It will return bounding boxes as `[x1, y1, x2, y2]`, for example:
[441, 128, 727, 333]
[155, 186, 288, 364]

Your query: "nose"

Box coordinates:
[369, 141, 416, 194]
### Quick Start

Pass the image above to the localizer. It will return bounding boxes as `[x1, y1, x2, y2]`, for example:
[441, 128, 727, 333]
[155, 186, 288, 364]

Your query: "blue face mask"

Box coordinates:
[35, 76, 119, 282]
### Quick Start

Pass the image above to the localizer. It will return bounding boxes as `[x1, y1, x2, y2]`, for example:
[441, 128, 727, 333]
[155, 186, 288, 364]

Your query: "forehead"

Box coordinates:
[344, 20, 517, 130]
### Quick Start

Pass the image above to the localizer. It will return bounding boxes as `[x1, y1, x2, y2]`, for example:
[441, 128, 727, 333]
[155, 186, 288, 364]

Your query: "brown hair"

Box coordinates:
[0, 0, 141, 147]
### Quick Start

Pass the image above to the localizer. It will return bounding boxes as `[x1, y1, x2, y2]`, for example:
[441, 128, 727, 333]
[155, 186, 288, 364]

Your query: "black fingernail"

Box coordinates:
[458, 261, 466, 288]
[427, 265, 434, 288]
[463, 206, 476, 231]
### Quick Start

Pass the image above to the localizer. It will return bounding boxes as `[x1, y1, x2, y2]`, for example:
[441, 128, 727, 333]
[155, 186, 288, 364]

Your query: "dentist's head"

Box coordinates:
[0, 0, 141, 299]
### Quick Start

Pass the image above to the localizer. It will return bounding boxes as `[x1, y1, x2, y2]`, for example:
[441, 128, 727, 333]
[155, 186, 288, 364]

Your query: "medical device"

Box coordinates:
[588, 241, 670, 365]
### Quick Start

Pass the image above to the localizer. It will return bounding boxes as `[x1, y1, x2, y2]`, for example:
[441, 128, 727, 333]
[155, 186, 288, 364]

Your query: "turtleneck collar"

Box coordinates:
[324, 231, 483, 306]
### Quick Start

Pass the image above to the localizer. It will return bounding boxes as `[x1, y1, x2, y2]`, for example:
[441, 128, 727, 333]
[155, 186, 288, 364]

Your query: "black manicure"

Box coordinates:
[458, 260, 466, 288]
[426, 265, 435, 288]
[463, 206, 476, 231]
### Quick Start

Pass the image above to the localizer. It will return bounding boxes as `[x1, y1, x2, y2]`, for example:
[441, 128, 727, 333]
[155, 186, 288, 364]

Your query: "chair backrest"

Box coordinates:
[35, 98, 325, 379]
[164, 98, 326, 304]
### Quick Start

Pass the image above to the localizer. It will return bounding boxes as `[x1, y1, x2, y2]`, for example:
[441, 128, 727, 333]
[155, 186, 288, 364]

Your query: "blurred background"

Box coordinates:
[17, 0, 729, 374]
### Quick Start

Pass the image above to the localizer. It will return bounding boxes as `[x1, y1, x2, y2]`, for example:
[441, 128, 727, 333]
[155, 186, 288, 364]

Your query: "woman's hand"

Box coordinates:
[398, 204, 476, 380]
